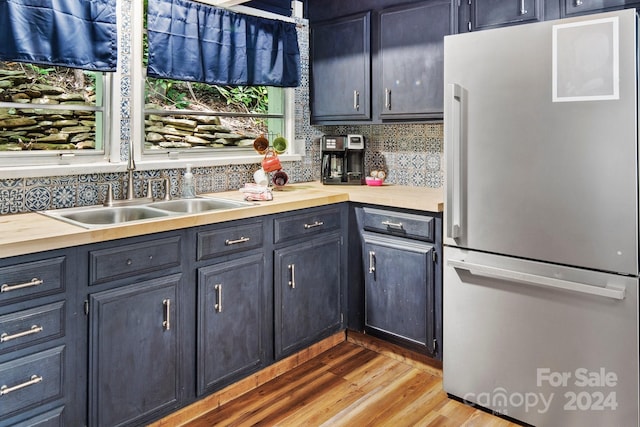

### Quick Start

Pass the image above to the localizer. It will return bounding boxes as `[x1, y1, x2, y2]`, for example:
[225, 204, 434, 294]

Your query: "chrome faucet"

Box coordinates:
[126, 148, 136, 200]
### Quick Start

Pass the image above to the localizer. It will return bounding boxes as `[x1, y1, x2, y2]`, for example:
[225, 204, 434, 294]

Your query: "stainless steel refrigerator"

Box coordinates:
[443, 9, 639, 427]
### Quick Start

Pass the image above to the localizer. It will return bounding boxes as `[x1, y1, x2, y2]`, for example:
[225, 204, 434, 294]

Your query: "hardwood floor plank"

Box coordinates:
[162, 334, 523, 427]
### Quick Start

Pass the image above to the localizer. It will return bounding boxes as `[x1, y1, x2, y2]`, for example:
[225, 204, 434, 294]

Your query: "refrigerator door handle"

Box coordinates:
[446, 83, 464, 239]
[448, 258, 626, 300]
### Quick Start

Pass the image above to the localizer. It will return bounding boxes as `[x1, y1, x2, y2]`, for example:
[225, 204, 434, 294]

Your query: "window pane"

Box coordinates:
[0, 61, 105, 154]
[143, 78, 284, 153]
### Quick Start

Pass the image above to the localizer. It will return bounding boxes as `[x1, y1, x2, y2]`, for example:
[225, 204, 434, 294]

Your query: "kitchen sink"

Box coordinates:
[42, 205, 171, 228]
[40, 196, 254, 228]
[148, 197, 252, 213]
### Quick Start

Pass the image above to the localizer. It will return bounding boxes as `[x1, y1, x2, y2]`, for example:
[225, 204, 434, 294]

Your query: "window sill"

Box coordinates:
[0, 154, 304, 179]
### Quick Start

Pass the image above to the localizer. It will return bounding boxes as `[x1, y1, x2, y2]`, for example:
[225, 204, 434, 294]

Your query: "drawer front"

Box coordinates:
[0, 302, 65, 354]
[197, 221, 263, 261]
[361, 207, 435, 242]
[0, 257, 65, 306]
[11, 406, 64, 427]
[0, 346, 64, 420]
[274, 206, 341, 244]
[90, 236, 181, 285]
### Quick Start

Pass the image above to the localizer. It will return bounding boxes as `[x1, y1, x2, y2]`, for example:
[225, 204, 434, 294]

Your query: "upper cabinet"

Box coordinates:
[458, 0, 544, 32]
[310, 12, 371, 122]
[309, 0, 453, 124]
[562, 0, 638, 16]
[379, 1, 450, 120]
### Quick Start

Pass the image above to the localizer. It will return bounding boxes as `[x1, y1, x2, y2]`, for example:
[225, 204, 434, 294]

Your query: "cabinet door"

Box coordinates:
[563, 0, 631, 16]
[460, 0, 542, 32]
[197, 254, 264, 395]
[88, 275, 180, 427]
[274, 234, 342, 359]
[310, 12, 371, 122]
[379, 1, 450, 119]
[362, 233, 436, 355]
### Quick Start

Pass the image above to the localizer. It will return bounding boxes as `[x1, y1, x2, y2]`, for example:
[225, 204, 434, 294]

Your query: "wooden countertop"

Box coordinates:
[0, 182, 443, 259]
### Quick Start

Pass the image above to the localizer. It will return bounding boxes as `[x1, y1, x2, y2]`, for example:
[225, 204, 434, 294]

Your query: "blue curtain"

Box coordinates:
[0, 0, 117, 72]
[147, 0, 300, 87]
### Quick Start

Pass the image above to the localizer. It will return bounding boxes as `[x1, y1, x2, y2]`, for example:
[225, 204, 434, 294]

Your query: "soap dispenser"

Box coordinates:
[181, 164, 196, 198]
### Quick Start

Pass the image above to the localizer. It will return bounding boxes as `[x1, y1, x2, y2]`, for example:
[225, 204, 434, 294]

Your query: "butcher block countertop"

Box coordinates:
[0, 182, 443, 259]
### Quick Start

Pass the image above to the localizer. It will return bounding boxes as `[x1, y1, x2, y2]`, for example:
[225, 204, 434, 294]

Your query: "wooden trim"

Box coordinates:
[150, 331, 346, 427]
[346, 330, 443, 377]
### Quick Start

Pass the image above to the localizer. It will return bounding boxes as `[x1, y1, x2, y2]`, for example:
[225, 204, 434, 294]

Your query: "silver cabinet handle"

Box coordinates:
[448, 259, 626, 300]
[304, 221, 324, 229]
[368, 251, 376, 274]
[445, 83, 464, 239]
[353, 90, 360, 111]
[163, 299, 171, 331]
[288, 264, 296, 289]
[225, 236, 250, 246]
[214, 284, 222, 313]
[1, 278, 44, 293]
[385, 88, 392, 110]
[1, 374, 43, 396]
[382, 220, 403, 230]
[519, 0, 527, 14]
[1, 325, 43, 343]
[576, 0, 583, 5]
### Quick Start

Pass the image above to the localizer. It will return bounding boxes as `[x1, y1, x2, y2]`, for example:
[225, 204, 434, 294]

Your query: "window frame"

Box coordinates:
[132, 0, 299, 171]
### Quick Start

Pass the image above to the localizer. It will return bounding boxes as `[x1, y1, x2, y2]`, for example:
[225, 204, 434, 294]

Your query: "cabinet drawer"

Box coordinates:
[360, 207, 435, 242]
[0, 257, 65, 306]
[90, 236, 181, 285]
[274, 206, 341, 243]
[0, 346, 64, 420]
[0, 302, 65, 354]
[197, 221, 263, 261]
[11, 406, 64, 427]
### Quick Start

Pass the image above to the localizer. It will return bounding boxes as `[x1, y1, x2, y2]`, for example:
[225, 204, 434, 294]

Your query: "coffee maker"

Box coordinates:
[321, 134, 365, 185]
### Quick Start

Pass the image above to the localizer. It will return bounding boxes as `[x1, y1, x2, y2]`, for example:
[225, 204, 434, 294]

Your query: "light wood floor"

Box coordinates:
[179, 335, 523, 427]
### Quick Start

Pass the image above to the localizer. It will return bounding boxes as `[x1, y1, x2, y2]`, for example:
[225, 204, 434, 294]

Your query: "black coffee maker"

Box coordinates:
[321, 134, 365, 185]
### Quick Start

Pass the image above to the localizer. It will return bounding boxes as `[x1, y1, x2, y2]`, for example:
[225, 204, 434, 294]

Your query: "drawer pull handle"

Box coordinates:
[1, 278, 44, 293]
[288, 264, 296, 289]
[225, 236, 250, 246]
[304, 221, 324, 229]
[214, 284, 223, 313]
[353, 90, 360, 111]
[163, 299, 171, 331]
[382, 220, 403, 230]
[368, 251, 376, 274]
[1, 325, 44, 343]
[1, 375, 43, 396]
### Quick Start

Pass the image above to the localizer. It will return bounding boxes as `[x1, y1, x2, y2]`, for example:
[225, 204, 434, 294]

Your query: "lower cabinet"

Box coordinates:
[362, 232, 436, 355]
[355, 205, 442, 359]
[197, 254, 265, 395]
[274, 232, 343, 359]
[88, 274, 180, 427]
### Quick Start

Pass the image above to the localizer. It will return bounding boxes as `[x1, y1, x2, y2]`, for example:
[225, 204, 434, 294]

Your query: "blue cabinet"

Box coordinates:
[355, 205, 442, 359]
[0, 248, 76, 426]
[273, 206, 345, 359]
[195, 219, 268, 396]
[310, 12, 371, 122]
[88, 275, 180, 427]
[378, 0, 450, 120]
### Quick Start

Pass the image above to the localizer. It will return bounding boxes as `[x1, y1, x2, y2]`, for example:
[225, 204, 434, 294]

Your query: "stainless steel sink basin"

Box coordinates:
[41, 205, 171, 228]
[40, 197, 254, 228]
[148, 197, 252, 214]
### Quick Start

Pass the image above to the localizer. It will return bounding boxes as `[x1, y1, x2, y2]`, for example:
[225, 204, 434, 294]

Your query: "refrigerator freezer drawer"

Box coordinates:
[443, 246, 639, 427]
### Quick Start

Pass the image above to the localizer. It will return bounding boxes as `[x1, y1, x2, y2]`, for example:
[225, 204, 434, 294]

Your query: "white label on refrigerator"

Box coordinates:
[552, 17, 619, 102]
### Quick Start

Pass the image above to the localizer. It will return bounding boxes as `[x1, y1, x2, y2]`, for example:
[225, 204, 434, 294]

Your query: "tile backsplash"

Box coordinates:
[0, 13, 443, 215]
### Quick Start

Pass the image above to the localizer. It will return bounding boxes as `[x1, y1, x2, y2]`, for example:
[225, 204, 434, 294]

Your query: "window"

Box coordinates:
[0, 62, 110, 166]
[142, 78, 286, 158]
[138, 0, 298, 164]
